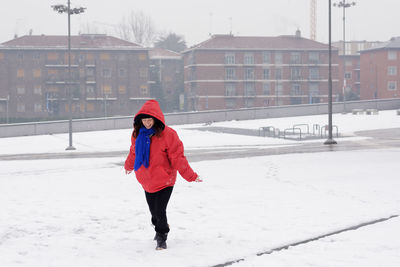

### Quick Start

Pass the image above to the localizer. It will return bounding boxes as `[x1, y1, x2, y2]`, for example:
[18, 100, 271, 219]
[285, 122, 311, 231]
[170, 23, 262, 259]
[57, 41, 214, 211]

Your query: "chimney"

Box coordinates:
[295, 29, 301, 38]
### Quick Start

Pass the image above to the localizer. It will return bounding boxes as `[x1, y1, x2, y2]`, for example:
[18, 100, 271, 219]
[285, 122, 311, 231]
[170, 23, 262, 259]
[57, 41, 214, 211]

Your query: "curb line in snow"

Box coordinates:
[211, 214, 399, 267]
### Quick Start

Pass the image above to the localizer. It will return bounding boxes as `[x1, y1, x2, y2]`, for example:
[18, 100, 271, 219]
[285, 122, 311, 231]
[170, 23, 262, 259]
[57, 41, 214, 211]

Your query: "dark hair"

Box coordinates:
[133, 115, 164, 138]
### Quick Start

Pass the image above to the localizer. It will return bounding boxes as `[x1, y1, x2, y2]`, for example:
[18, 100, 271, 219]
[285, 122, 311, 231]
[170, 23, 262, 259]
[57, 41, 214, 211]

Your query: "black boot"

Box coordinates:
[155, 233, 168, 250]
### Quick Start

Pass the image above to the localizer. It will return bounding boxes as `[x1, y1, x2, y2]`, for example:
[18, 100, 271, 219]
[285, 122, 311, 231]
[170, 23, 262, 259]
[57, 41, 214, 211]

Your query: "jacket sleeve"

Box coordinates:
[165, 128, 198, 182]
[124, 133, 136, 171]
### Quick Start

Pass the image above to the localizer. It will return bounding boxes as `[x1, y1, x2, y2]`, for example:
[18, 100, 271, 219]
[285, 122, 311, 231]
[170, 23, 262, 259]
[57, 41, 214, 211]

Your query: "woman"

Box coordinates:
[125, 100, 202, 250]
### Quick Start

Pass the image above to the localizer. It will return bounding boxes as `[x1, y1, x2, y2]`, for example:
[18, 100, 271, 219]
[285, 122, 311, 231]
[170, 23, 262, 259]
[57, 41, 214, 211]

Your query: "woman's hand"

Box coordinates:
[125, 170, 132, 175]
[194, 176, 203, 182]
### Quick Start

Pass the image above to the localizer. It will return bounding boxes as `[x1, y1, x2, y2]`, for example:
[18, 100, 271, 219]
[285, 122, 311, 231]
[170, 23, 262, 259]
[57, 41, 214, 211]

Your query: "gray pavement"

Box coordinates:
[0, 128, 399, 162]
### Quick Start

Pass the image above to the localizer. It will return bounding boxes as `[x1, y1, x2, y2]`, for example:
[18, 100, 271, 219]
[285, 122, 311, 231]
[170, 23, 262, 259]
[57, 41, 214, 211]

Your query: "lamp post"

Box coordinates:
[333, 0, 356, 114]
[324, 0, 337, 145]
[52, 1, 85, 150]
[6, 94, 9, 124]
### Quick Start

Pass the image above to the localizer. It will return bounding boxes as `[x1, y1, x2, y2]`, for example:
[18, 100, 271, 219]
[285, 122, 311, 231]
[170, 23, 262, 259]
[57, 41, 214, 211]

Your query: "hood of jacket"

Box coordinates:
[134, 100, 165, 128]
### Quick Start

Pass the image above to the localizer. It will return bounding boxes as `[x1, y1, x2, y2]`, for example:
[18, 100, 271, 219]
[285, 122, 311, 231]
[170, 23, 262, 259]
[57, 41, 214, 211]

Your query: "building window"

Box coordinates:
[345, 59, 352, 66]
[86, 85, 95, 94]
[0, 52, 4, 60]
[274, 52, 283, 64]
[140, 85, 149, 96]
[309, 67, 319, 80]
[263, 68, 270, 80]
[263, 51, 271, 64]
[33, 53, 41, 60]
[34, 86, 42, 95]
[225, 68, 235, 80]
[309, 83, 319, 95]
[119, 68, 126, 77]
[388, 50, 397, 60]
[244, 83, 255, 96]
[344, 72, 352, 79]
[244, 53, 254, 64]
[17, 53, 24, 60]
[47, 52, 58, 61]
[290, 83, 302, 95]
[263, 82, 271, 95]
[225, 53, 235, 64]
[225, 99, 236, 109]
[34, 103, 42, 112]
[244, 68, 255, 80]
[309, 52, 319, 63]
[17, 87, 25, 95]
[275, 68, 282, 80]
[139, 53, 147, 61]
[225, 83, 236, 96]
[100, 53, 111, 60]
[102, 68, 111, 78]
[118, 85, 127, 94]
[17, 103, 25, 112]
[103, 85, 112, 95]
[388, 81, 397, 90]
[33, 69, 41, 78]
[87, 103, 95, 112]
[17, 69, 24, 78]
[388, 66, 397, 76]
[291, 67, 301, 80]
[86, 67, 95, 76]
[139, 68, 148, 78]
[275, 82, 283, 96]
[290, 52, 301, 64]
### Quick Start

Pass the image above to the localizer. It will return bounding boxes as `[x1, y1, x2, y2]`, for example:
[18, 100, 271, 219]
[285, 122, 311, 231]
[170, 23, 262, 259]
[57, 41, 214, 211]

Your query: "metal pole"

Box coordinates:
[325, 0, 337, 145]
[342, 0, 347, 113]
[6, 95, 9, 124]
[66, 0, 75, 150]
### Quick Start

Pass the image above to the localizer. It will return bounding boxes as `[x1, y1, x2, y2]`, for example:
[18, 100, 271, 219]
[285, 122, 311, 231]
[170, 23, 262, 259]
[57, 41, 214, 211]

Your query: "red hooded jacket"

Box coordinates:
[124, 100, 198, 193]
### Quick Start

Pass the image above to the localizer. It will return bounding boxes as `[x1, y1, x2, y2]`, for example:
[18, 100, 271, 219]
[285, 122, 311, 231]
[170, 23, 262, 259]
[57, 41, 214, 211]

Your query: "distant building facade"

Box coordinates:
[360, 37, 400, 100]
[0, 34, 151, 122]
[182, 31, 339, 111]
[332, 40, 381, 101]
[149, 48, 184, 113]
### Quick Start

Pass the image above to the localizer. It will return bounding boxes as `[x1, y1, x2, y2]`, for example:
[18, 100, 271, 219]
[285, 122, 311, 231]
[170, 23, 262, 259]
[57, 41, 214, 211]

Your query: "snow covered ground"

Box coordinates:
[1, 110, 400, 267]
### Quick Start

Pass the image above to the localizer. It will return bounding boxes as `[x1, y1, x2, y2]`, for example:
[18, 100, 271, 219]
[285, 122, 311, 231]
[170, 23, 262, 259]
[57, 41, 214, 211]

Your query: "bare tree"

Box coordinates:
[117, 11, 156, 46]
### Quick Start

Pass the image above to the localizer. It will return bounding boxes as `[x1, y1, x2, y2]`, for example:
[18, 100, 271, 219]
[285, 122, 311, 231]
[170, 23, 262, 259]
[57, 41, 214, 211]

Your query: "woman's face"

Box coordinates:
[142, 118, 154, 129]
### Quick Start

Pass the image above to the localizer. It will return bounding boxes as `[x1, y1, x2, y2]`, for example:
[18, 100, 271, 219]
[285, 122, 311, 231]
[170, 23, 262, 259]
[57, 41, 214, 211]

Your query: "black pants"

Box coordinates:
[145, 186, 173, 234]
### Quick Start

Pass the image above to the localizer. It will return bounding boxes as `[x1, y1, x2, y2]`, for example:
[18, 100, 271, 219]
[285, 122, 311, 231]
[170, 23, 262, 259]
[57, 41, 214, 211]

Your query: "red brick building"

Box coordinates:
[360, 37, 400, 100]
[332, 41, 381, 101]
[182, 32, 339, 111]
[0, 34, 150, 122]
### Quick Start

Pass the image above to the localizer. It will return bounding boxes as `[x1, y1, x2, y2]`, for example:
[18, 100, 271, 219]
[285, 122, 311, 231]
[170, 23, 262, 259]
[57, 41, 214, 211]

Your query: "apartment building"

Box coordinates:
[182, 31, 339, 111]
[360, 37, 400, 100]
[0, 34, 150, 122]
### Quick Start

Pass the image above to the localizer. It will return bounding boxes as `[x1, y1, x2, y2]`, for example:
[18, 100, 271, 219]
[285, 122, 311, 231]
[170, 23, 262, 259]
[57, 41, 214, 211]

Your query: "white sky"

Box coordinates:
[0, 0, 398, 46]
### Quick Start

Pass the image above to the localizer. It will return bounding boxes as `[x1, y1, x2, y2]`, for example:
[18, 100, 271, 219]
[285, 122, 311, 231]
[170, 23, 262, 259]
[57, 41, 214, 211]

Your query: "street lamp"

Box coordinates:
[324, 0, 337, 145]
[52, 1, 86, 150]
[333, 0, 356, 113]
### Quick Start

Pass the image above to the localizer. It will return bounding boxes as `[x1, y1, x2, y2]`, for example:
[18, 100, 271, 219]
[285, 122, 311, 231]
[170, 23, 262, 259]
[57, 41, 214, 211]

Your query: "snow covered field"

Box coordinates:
[1, 110, 400, 267]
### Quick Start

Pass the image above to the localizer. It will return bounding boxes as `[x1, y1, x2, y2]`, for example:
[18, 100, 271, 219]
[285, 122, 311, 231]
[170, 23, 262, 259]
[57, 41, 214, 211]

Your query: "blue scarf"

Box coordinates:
[134, 127, 155, 171]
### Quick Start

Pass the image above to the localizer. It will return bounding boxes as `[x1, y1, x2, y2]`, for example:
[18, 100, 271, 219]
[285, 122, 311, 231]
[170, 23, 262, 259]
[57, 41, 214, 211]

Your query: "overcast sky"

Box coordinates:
[0, 0, 398, 47]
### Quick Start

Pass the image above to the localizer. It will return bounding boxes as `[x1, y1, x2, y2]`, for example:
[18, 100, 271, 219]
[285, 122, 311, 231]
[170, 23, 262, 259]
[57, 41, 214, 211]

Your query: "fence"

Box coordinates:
[1, 98, 399, 138]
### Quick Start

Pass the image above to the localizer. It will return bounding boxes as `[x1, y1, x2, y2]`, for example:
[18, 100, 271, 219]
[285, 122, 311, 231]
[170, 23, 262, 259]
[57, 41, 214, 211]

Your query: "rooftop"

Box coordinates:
[184, 32, 332, 52]
[0, 34, 142, 50]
